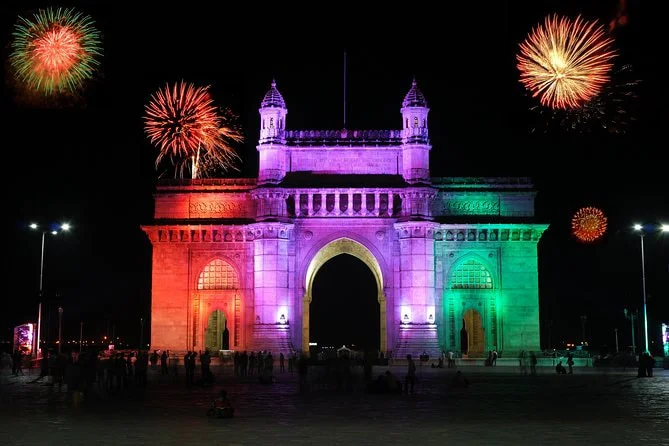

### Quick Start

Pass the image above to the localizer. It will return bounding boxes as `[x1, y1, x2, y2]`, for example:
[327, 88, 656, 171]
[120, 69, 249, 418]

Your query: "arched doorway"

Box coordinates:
[205, 310, 229, 352]
[310, 254, 379, 351]
[303, 237, 386, 353]
[463, 309, 484, 357]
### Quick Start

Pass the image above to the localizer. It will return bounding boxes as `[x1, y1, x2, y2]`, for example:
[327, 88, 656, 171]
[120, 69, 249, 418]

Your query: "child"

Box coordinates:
[207, 389, 234, 418]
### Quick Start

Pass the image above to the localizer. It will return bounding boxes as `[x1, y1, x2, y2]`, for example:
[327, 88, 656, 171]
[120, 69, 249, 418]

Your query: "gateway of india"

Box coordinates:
[143, 79, 548, 359]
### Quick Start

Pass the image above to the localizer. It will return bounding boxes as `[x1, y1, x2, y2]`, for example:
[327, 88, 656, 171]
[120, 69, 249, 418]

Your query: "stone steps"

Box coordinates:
[392, 324, 442, 361]
[249, 324, 295, 355]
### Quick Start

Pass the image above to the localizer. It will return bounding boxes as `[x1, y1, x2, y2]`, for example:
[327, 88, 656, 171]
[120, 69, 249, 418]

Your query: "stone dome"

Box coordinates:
[261, 79, 286, 108]
[402, 78, 427, 108]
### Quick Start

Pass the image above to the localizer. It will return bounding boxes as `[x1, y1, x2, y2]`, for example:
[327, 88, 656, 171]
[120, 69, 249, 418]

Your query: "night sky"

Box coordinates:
[2, 1, 667, 353]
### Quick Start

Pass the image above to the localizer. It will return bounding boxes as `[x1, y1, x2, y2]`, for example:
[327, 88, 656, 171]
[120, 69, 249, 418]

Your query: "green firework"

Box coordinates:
[10, 7, 102, 95]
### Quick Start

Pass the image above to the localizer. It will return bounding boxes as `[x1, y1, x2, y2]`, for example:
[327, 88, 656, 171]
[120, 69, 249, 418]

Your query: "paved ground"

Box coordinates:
[1, 364, 668, 445]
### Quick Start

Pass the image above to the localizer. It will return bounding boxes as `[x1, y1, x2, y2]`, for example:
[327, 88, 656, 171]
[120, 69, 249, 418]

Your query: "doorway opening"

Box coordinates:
[310, 254, 379, 351]
[205, 309, 229, 352]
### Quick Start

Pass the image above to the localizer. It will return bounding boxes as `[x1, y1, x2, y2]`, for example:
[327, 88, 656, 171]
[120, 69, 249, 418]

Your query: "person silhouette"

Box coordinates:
[405, 355, 416, 393]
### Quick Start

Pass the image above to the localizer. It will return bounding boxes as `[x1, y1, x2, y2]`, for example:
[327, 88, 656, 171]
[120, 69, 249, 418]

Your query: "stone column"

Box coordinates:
[334, 193, 340, 217]
[249, 222, 294, 350]
[393, 221, 439, 356]
[150, 238, 190, 352]
[498, 226, 546, 356]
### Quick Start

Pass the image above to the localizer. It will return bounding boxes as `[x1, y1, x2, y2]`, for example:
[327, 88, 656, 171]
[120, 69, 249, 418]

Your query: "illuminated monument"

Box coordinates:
[143, 79, 548, 358]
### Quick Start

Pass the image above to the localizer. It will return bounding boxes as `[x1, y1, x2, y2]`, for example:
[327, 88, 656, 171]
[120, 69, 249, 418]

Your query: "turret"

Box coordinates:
[257, 80, 288, 183]
[401, 78, 431, 183]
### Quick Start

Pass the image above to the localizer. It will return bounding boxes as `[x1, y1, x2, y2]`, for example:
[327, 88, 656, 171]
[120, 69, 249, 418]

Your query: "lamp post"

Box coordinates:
[30, 223, 70, 358]
[57, 307, 63, 354]
[580, 315, 587, 345]
[614, 328, 619, 353]
[79, 322, 83, 354]
[139, 317, 144, 351]
[624, 308, 637, 355]
[633, 223, 669, 353]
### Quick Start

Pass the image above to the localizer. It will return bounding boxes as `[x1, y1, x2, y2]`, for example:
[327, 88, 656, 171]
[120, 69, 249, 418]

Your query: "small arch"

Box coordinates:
[262, 119, 265, 129]
[197, 259, 239, 290]
[413, 116, 419, 128]
[278, 118, 282, 129]
[269, 117, 274, 128]
[423, 119, 426, 128]
[405, 118, 409, 129]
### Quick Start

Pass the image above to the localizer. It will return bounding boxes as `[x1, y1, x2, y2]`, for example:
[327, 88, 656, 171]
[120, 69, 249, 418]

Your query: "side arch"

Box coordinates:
[302, 237, 387, 353]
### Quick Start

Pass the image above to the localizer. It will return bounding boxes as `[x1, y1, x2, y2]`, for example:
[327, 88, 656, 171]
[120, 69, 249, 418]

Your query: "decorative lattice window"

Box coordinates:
[197, 259, 239, 290]
[450, 260, 493, 289]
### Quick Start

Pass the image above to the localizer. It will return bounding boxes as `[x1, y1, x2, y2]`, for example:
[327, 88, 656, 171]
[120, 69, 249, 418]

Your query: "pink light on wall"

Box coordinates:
[401, 306, 412, 324]
[427, 306, 435, 324]
[278, 308, 288, 324]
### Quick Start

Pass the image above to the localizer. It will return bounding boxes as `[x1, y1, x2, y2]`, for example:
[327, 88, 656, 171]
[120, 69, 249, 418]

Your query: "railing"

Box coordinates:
[157, 178, 257, 187]
[285, 129, 403, 142]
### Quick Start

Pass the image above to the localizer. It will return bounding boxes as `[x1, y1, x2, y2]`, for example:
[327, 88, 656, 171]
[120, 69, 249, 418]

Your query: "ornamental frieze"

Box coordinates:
[188, 201, 245, 218]
[442, 199, 500, 216]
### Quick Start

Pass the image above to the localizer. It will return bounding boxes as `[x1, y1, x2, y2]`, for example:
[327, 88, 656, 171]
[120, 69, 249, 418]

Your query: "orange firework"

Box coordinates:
[144, 81, 242, 178]
[517, 15, 616, 110]
[572, 207, 608, 242]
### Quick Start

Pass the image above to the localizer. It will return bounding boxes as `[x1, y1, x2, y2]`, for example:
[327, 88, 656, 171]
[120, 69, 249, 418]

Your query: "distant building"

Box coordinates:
[143, 79, 547, 358]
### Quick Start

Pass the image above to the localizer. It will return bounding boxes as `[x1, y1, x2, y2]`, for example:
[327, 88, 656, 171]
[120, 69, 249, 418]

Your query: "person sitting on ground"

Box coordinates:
[384, 370, 402, 393]
[208, 389, 234, 418]
[555, 360, 567, 375]
[451, 370, 470, 389]
[437, 357, 444, 368]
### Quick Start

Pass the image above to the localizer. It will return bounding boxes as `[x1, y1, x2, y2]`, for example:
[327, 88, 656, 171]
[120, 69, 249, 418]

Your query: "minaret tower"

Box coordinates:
[400, 78, 431, 183]
[257, 79, 288, 184]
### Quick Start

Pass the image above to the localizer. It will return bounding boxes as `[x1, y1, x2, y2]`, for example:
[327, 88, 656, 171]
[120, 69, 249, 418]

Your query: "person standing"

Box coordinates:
[567, 352, 574, 375]
[530, 351, 537, 376]
[492, 349, 498, 366]
[279, 352, 285, 373]
[184, 352, 192, 384]
[12, 350, 24, 376]
[405, 354, 416, 394]
[160, 350, 168, 375]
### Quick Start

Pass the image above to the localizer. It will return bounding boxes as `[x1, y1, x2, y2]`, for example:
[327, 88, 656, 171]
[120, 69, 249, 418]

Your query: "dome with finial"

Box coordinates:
[402, 77, 428, 108]
[261, 79, 286, 108]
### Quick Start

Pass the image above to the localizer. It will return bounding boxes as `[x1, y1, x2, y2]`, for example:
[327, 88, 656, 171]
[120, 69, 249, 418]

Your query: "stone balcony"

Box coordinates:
[285, 189, 403, 218]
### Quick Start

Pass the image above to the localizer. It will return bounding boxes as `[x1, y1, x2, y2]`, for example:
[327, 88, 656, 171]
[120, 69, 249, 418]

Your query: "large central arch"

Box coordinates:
[303, 237, 386, 353]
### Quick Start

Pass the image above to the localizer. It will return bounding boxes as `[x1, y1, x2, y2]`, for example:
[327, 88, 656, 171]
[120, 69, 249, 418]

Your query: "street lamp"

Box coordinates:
[580, 315, 587, 345]
[58, 307, 63, 355]
[30, 222, 70, 358]
[624, 308, 637, 355]
[632, 222, 667, 354]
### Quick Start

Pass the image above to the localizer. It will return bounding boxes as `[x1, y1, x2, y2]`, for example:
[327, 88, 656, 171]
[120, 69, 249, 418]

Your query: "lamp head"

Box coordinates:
[633, 224, 643, 231]
[61, 223, 71, 231]
[661, 224, 669, 233]
[29, 223, 38, 229]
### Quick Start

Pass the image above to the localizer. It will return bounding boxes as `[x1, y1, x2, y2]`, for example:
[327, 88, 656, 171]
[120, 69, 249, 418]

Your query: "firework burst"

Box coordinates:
[10, 7, 102, 95]
[529, 64, 640, 134]
[144, 81, 242, 178]
[572, 207, 608, 243]
[517, 15, 616, 110]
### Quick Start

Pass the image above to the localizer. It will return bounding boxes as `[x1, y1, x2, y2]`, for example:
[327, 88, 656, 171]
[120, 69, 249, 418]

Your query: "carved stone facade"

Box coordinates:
[143, 80, 548, 358]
